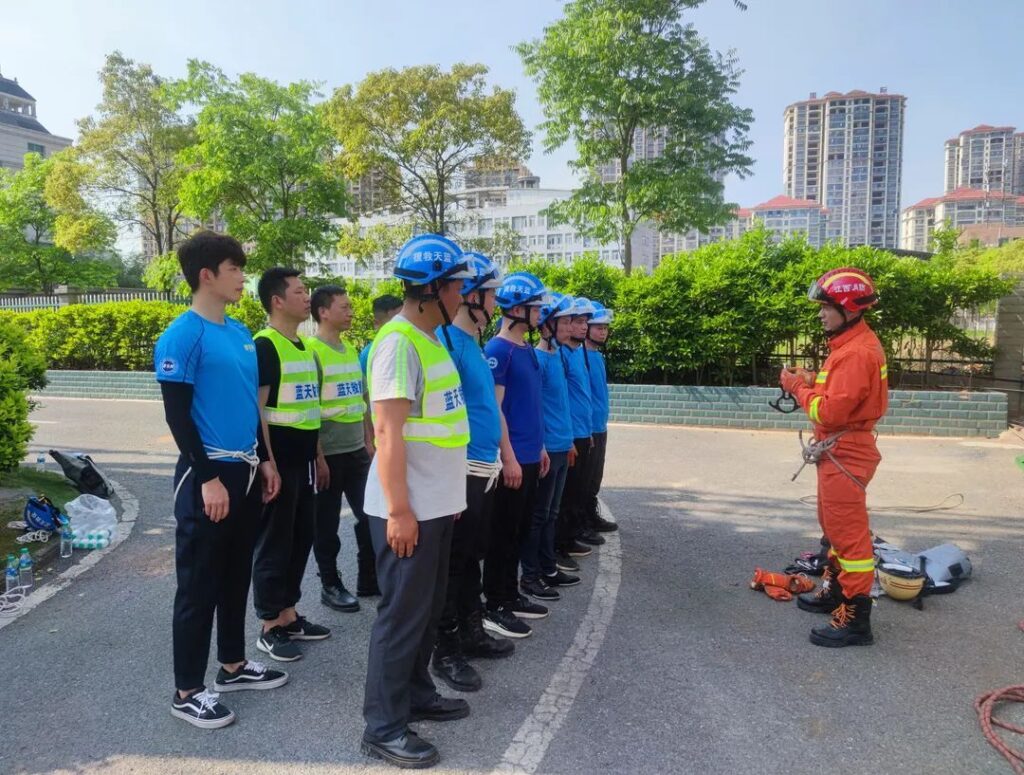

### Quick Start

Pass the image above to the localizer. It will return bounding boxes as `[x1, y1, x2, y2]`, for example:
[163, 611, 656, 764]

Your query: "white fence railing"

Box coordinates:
[0, 289, 188, 312]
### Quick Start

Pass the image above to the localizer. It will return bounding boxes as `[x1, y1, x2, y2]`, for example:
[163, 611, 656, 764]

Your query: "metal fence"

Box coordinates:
[0, 289, 188, 312]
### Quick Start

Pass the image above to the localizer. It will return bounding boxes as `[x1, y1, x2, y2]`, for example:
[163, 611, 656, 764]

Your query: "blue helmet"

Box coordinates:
[538, 291, 575, 329]
[460, 252, 502, 296]
[393, 233, 471, 285]
[570, 296, 597, 318]
[589, 301, 613, 325]
[495, 272, 548, 311]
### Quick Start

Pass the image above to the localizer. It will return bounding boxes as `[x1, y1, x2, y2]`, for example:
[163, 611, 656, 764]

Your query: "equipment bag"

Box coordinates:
[917, 543, 972, 591]
[48, 450, 114, 498]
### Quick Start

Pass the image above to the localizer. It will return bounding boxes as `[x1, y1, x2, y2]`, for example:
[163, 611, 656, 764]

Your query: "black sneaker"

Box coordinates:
[510, 594, 549, 620]
[284, 615, 331, 641]
[592, 515, 619, 533]
[577, 529, 605, 546]
[566, 541, 592, 558]
[213, 660, 289, 693]
[544, 570, 581, 587]
[520, 577, 560, 601]
[556, 553, 580, 572]
[256, 626, 302, 662]
[171, 688, 235, 729]
[483, 607, 532, 639]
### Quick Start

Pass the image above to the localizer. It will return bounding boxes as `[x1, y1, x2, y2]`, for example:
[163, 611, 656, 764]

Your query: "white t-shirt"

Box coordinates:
[363, 315, 467, 521]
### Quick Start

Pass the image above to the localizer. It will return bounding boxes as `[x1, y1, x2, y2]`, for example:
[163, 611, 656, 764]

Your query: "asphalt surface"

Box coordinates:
[1, 397, 1022, 774]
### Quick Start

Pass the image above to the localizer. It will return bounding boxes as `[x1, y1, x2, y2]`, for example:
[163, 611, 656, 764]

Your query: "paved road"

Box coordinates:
[1, 397, 1021, 774]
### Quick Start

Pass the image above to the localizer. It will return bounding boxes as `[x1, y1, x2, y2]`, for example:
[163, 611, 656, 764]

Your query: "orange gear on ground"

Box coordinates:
[750, 568, 817, 601]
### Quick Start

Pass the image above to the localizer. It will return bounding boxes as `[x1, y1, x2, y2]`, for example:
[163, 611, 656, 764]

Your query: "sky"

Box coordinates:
[4, 0, 1024, 213]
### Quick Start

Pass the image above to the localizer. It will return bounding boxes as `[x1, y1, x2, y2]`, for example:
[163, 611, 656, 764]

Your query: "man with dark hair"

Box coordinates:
[308, 284, 378, 611]
[155, 231, 286, 730]
[359, 294, 403, 375]
[252, 267, 331, 662]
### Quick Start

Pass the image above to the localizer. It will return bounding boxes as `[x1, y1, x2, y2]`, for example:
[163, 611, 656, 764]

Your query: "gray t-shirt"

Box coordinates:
[363, 315, 467, 521]
[312, 336, 367, 456]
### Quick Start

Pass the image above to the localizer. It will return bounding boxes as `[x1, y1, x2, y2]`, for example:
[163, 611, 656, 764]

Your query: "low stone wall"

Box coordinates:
[35, 372, 1008, 438]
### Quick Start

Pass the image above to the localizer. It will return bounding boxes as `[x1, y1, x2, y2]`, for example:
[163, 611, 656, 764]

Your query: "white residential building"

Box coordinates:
[944, 125, 1024, 196]
[0, 72, 72, 170]
[899, 188, 1024, 252]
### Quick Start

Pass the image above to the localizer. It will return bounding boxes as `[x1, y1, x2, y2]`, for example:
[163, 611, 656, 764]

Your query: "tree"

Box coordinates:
[0, 153, 116, 292]
[47, 52, 194, 260]
[335, 221, 414, 268]
[177, 62, 349, 271]
[517, 0, 753, 273]
[327, 63, 530, 235]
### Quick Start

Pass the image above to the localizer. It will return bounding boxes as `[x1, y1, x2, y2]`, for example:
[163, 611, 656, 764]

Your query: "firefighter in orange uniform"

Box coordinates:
[780, 267, 888, 648]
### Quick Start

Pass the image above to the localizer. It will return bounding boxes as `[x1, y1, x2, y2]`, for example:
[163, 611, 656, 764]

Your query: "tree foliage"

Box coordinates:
[517, 0, 753, 273]
[0, 317, 47, 473]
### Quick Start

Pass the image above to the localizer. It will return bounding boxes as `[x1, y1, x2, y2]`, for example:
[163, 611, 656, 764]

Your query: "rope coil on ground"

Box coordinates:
[976, 686, 1024, 774]
[797, 492, 965, 513]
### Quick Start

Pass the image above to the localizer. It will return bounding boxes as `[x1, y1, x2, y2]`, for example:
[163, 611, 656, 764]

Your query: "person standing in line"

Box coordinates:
[156, 231, 286, 730]
[308, 284, 378, 612]
[360, 294, 404, 376]
[252, 268, 331, 663]
[582, 301, 618, 534]
[360, 234, 473, 770]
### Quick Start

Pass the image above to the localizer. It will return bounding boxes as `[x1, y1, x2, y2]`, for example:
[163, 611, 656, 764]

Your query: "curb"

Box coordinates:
[0, 477, 139, 632]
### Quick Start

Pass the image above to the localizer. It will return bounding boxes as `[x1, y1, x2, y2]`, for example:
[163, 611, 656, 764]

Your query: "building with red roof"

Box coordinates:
[900, 188, 1024, 251]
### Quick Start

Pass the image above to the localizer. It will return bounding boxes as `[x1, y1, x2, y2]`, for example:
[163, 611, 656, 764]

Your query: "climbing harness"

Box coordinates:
[790, 429, 865, 490]
[172, 445, 260, 502]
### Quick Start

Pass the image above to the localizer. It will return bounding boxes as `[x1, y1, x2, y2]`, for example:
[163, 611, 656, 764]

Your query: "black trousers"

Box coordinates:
[363, 515, 454, 743]
[556, 437, 592, 552]
[252, 461, 316, 621]
[483, 462, 541, 609]
[439, 475, 495, 633]
[313, 447, 372, 585]
[582, 431, 608, 526]
[172, 457, 260, 690]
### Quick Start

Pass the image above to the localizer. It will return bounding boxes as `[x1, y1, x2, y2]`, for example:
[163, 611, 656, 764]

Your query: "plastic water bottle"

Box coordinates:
[60, 520, 74, 559]
[35, 452, 46, 472]
[17, 548, 33, 591]
[4, 555, 18, 594]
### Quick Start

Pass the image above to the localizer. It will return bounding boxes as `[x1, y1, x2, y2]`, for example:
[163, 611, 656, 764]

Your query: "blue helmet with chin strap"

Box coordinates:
[460, 253, 502, 296]
[589, 301, 613, 325]
[538, 291, 575, 330]
[393, 233, 471, 285]
[495, 271, 548, 333]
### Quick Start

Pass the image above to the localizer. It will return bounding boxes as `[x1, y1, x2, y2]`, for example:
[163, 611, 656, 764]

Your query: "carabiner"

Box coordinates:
[768, 388, 798, 414]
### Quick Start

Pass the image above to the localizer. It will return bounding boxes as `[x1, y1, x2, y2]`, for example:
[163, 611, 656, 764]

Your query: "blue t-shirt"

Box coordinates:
[440, 325, 501, 463]
[536, 348, 573, 453]
[587, 348, 610, 434]
[561, 344, 593, 440]
[485, 336, 544, 464]
[154, 310, 260, 455]
[359, 342, 371, 376]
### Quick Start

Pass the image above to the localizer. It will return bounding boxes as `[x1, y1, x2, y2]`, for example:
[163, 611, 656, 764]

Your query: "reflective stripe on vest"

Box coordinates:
[254, 328, 321, 431]
[366, 319, 470, 449]
[308, 337, 366, 424]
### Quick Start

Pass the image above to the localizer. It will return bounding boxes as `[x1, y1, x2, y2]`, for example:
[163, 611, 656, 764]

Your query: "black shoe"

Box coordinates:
[510, 594, 549, 620]
[577, 529, 605, 546]
[256, 626, 302, 662]
[810, 595, 874, 648]
[171, 688, 235, 729]
[409, 695, 470, 722]
[361, 731, 439, 769]
[544, 570, 581, 587]
[555, 553, 580, 572]
[520, 577, 560, 601]
[284, 615, 331, 641]
[565, 541, 592, 558]
[796, 567, 842, 614]
[213, 660, 289, 692]
[592, 515, 619, 533]
[321, 581, 360, 612]
[431, 653, 482, 692]
[483, 607, 532, 639]
[460, 612, 515, 659]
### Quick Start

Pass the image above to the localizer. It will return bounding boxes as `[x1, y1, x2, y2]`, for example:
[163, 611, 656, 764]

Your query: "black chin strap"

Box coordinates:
[418, 279, 455, 350]
[464, 290, 492, 346]
[825, 309, 863, 339]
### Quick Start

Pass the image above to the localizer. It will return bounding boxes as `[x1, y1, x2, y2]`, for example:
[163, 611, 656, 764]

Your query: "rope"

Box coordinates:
[791, 430, 865, 490]
[976, 687, 1024, 774]
[0, 586, 28, 617]
[797, 492, 965, 513]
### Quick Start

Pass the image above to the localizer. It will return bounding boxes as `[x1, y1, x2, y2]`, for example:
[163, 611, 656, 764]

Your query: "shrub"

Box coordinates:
[0, 318, 47, 473]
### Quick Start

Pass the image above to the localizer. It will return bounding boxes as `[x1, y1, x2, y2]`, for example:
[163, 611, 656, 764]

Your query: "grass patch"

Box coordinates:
[0, 467, 81, 562]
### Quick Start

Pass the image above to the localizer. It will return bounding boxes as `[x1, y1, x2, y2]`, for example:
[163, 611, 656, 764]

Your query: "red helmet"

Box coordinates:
[807, 267, 878, 313]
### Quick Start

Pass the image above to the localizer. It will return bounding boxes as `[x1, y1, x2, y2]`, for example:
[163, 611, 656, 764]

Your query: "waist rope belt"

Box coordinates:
[467, 457, 503, 493]
[173, 445, 261, 502]
[791, 430, 866, 491]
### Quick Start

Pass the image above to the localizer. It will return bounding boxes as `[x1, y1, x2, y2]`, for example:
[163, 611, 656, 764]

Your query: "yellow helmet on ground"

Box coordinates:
[878, 564, 926, 601]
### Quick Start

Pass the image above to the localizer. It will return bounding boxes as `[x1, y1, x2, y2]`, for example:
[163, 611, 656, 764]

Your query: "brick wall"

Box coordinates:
[35, 372, 1009, 438]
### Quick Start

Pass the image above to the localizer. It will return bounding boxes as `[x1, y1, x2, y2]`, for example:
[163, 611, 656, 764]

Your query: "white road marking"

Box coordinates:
[492, 499, 622, 774]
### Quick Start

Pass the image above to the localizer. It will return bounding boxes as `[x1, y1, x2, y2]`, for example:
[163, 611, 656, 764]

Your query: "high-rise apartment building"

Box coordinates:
[900, 188, 1024, 252]
[0, 72, 72, 169]
[783, 88, 905, 248]
[944, 125, 1024, 195]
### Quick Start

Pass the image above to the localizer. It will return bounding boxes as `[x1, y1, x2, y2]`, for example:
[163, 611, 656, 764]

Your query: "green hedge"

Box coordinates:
[0, 318, 47, 473]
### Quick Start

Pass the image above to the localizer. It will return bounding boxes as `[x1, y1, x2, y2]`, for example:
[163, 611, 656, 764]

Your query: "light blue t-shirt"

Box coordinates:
[359, 342, 371, 376]
[485, 335, 544, 465]
[154, 310, 260, 455]
[588, 348, 610, 434]
[536, 348, 573, 453]
[440, 325, 501, 463]
[561, 344, 593, 440]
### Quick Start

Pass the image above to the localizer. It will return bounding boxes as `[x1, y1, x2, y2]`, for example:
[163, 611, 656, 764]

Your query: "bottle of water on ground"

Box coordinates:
[5, 555, 18, 594]
[35, 452, 46, 472]
[17, 548, 33, 591]
[60, 520, 74, 559]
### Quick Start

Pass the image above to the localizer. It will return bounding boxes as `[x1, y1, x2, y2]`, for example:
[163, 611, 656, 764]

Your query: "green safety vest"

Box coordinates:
[254, 328, 321, 431]
[367, 319, 469, 448]
[308, 336, 366, 424]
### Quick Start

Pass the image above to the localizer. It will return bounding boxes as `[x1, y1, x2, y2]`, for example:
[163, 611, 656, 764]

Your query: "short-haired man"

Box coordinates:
[582, 302, 618, 534]
[156, 231, 286, 730]
[252, 268, 331, 663]
[308, 284, 377, 612]
[360, 294, 403, 376]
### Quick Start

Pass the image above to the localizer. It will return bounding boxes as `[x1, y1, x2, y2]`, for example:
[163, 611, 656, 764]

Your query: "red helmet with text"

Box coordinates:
[807, 267, 878, 314]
